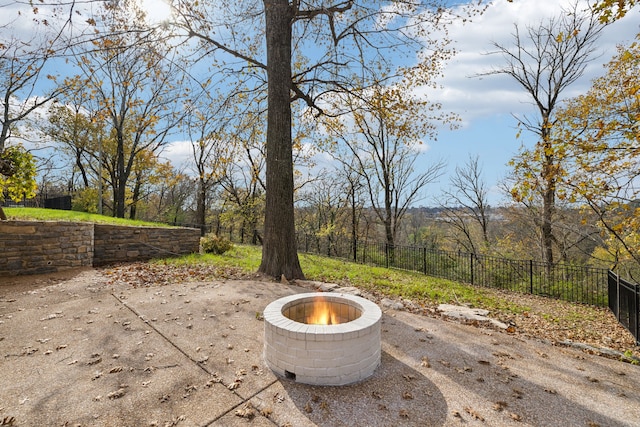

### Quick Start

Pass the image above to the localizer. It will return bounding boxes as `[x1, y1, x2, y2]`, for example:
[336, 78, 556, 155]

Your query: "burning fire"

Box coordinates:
[306, 296, 339, 325]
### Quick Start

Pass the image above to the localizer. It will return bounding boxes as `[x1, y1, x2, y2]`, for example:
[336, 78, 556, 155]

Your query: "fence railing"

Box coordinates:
[608, 271, 640, 345]
[296, 234, 610, 307]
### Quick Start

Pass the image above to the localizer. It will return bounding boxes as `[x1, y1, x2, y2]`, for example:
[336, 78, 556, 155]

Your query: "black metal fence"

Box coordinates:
[608, 271, 640, 345]
[296, 234, 610, 307]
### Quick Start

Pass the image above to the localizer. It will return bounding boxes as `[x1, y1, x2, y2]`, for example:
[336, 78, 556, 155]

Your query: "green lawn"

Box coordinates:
[158, 244, 529, 314]
[3, 207, 172, 227]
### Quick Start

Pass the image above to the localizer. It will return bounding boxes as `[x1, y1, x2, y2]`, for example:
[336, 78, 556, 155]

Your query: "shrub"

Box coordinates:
[200, 234, 233, 255]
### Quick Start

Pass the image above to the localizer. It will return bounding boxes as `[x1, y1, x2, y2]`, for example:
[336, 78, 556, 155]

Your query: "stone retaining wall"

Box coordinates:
[0, 221, 200, 276]
[93, 224, 200, 266]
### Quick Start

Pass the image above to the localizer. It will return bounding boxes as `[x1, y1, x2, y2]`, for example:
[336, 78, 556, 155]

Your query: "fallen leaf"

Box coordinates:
[464, 407, 484, 421]
[107, 388, 126, 400]
[493, 401, 508, 412]
[235, 403, 255, 419]
[87, 356, 102, 366]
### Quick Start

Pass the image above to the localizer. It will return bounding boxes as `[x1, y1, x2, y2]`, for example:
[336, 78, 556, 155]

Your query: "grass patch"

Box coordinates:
[158, 245, 262, 272]
[298, 252, 527, 313]
[160, 245, 529, 314]
[4, 207, 172, 227]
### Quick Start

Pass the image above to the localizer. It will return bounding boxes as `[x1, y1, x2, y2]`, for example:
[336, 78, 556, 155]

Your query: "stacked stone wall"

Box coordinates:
[93, 224, 200, 266]
[0, 221, 94, 276]
[0, 221, 200, 276]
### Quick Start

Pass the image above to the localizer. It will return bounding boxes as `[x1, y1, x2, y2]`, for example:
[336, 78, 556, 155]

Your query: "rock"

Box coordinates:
[437, 304, 508, 330]
[295, 280, 340, 292]
[381, 298, 405, 311]
[336, 286, 362, 296]
[318, 282, 340, 292]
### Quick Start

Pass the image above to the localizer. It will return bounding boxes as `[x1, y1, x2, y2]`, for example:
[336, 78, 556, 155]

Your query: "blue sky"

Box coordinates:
[3, 0, 639, 206]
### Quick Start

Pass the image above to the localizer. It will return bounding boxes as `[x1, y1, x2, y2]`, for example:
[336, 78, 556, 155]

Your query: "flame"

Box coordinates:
[306, 296, 339, 325]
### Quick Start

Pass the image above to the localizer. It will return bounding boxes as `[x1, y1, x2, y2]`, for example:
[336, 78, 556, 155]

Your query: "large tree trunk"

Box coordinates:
[258, 0, 304, 280]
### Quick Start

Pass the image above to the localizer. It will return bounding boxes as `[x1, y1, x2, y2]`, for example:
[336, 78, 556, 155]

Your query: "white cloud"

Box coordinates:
[161, 139, 193, 172]
[430, 0, 639, 124]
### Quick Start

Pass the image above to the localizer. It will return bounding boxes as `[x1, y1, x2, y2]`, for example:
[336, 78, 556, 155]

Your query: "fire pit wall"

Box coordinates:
[263, 292, 382, 386]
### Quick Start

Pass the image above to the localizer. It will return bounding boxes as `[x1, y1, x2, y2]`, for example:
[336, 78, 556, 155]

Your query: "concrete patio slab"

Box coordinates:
[1, 268, 639, 426]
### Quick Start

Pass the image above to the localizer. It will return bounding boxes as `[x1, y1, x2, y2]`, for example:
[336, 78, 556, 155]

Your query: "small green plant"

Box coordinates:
[200, 234, 234, 255]
[622, 349, 639, 365]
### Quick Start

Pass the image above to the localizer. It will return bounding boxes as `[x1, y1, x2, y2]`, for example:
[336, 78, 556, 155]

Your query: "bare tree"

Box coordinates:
[480, 2, 608, 265]
[326, 83, 447, 252]
[440, 155, 491, 255]
[0, 10, 72, 219]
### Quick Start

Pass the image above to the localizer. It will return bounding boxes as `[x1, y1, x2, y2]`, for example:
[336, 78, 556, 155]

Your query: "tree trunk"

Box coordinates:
[196, 176, 206, 236]
[541, 120, 555, 267]
[258, 0, 304, 280]
[129, 176, 142, 220]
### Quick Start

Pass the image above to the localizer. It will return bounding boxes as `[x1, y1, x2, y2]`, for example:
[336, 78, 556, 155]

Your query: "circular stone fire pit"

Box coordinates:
[263, 292, 382, 386]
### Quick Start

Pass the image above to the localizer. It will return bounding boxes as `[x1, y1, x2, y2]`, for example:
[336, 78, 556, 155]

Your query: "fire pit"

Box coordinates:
[263, 292, 382, 386]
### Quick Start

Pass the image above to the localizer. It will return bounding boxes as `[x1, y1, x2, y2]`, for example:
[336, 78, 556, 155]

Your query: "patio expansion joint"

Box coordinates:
[108, 292, 281, 425]
[110, 292, 212, 376]
[202, 378, 280, 426]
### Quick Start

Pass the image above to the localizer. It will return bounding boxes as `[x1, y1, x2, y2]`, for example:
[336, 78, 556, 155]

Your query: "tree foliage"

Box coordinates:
[0, 144, 37, 202]
[486, 2, 608, 265]
[554, 36, 640, 275]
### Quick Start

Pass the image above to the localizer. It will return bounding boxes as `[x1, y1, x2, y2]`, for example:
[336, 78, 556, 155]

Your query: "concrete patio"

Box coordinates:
[1, 268, 639, 426]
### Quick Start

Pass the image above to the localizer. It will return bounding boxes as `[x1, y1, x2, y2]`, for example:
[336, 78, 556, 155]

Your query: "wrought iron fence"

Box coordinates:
[608, 271, 640, 345]
[295, 234, 610, 307]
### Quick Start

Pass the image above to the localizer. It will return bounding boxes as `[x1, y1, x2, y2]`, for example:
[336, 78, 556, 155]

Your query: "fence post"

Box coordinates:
[617, 271, 621, 323]
[423, 247, 427, 275]
[385, 243, 390, 269]
[635, 283, 639, 345]
[470, 253, 474, 285]
[529, 260, 534, 295]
